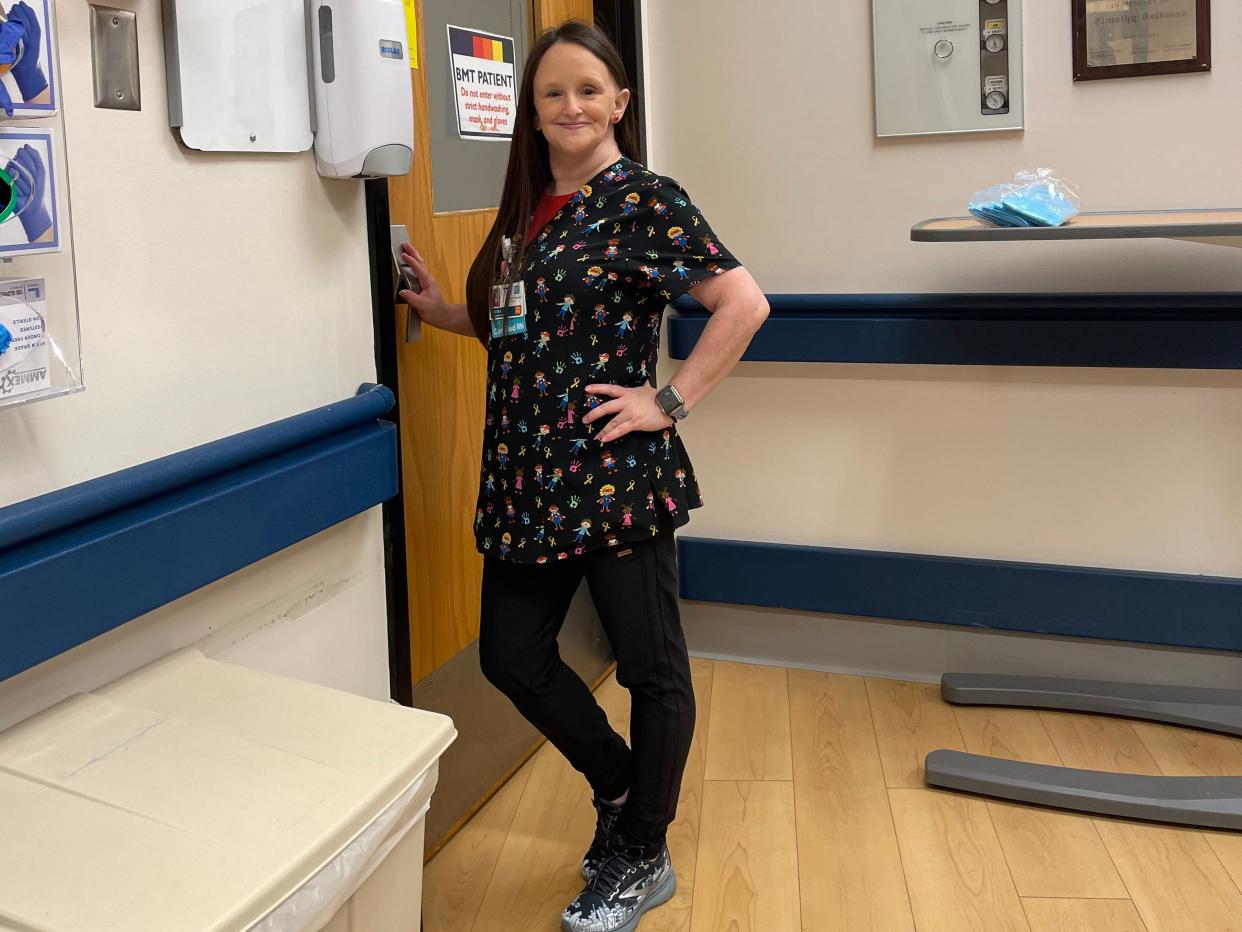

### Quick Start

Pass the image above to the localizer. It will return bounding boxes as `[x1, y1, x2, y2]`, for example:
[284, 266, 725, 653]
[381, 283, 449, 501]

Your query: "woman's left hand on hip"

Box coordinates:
[583, 384, 674, 443]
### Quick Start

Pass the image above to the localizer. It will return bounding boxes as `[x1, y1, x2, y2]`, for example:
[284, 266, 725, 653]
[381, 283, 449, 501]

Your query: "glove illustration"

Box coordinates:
[0, 321, 11, 357]
[7, 2, 44, 101]
[0, 18, 26, 117]
[7, 144, 49, 242]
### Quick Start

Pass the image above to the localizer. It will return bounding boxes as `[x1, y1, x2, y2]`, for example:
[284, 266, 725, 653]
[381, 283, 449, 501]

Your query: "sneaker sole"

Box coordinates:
[560, 870, 676, 932]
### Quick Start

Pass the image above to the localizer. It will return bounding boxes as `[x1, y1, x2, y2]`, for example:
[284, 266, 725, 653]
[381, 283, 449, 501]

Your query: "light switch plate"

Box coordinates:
[89, 6, 141, 111]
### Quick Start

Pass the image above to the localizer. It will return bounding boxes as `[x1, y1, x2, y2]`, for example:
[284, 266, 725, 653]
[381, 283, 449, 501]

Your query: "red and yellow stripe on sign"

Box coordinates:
[471, 36, 503, 62]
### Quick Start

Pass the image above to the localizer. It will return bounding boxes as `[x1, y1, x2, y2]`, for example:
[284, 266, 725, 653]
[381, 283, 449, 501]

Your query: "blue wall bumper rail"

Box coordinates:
[678, 536, 1242, 653]
[668, 292, 1242, 369]
[0, 384, 399, 682]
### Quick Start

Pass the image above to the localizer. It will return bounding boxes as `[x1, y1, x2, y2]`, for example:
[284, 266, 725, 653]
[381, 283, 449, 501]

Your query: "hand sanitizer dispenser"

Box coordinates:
[307, 0, 413, 178]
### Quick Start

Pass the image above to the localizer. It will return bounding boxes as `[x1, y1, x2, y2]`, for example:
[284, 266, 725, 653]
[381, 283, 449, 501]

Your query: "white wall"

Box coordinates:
[0, 1, 389, 729]
[649, 0, 1242, 577]
[647, 1, 1242, 679]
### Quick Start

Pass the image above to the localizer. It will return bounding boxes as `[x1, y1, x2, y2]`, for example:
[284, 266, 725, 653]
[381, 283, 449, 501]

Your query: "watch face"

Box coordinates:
[657, 386, 682, 414]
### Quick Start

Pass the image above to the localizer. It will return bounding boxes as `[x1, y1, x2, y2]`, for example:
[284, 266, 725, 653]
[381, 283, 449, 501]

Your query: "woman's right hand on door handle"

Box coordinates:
[399, 243, 452, 327]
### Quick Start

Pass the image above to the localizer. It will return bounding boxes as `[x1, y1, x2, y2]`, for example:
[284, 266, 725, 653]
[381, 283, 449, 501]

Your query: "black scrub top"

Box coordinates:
[474, 156, 740, 563]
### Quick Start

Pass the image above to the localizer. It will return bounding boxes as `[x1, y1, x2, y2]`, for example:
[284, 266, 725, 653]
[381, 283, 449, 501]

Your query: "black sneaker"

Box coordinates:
[581, 796, 624, 881]
[561, 842, 675, 932]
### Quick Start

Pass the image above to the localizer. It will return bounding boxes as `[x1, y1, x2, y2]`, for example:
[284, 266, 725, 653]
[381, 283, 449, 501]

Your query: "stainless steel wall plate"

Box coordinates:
[89, 6, 141, 111]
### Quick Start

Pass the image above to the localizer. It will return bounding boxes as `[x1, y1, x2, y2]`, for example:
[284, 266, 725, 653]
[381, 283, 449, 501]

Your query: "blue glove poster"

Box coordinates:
[0, 128, 56, 255]
[0, 0, 54, 118]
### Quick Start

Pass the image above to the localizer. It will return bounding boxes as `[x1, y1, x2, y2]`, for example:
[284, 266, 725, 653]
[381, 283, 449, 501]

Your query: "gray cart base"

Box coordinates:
[925, 674, 1242, 830]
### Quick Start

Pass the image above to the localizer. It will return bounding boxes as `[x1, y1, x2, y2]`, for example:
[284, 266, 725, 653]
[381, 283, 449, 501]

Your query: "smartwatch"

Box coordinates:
[655, 384, 689, 421]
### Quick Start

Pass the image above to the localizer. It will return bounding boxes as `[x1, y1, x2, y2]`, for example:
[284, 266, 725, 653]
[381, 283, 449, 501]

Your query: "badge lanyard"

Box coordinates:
[490, 235, 528, 341]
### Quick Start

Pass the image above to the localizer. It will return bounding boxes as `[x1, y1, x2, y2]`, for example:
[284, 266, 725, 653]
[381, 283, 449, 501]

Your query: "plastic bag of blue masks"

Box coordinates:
[969, 168, 1081, 228]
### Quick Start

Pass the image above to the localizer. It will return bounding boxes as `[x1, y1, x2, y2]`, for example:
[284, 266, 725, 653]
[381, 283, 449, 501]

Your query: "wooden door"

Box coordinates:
[388, 17, 491, 687]
[390, 0, 593, 696]
[534, 0, 595, 26]
[389, 0, 606, 854]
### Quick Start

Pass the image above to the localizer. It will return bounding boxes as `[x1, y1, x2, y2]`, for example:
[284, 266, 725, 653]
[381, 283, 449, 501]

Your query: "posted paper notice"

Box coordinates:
[447, 24, 516, 140]
[0, 276, 48, 401]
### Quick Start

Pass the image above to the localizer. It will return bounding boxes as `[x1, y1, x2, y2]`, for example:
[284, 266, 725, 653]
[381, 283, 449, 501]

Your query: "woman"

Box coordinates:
[400, 21, 767, 932]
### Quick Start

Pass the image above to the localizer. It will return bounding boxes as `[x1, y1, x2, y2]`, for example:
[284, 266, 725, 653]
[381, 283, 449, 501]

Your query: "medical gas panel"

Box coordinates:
[873, 0, 1023, 137]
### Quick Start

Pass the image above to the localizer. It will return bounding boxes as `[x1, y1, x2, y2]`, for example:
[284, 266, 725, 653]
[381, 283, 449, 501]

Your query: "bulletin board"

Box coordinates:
[423, 0, 528, 213]
[0, 0, 82, 411]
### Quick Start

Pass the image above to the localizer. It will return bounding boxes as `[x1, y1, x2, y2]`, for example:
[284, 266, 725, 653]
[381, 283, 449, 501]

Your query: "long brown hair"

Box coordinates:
[464, 21, 641, 344]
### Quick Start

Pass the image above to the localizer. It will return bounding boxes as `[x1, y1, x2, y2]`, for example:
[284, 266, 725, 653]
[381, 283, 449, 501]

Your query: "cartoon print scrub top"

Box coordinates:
[475, 157, 740, 563]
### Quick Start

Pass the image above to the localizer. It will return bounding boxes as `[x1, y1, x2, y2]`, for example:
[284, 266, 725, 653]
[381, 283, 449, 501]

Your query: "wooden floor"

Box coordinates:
[422, 659, 1242, 931]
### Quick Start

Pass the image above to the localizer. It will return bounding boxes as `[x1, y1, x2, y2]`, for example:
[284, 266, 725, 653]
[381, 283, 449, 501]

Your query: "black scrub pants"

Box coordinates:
[478, 522, 695, 857]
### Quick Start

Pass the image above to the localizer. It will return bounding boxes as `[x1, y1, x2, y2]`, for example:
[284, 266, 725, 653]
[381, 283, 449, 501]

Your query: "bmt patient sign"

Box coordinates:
[448, 24, 516, 140]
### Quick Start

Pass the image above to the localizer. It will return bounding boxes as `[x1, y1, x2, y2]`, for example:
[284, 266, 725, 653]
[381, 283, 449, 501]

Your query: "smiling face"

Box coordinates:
[532, 41, 629, 163]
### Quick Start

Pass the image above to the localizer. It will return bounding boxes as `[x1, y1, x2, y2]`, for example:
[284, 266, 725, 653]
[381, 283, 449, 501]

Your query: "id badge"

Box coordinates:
[490, 281, 528, 340]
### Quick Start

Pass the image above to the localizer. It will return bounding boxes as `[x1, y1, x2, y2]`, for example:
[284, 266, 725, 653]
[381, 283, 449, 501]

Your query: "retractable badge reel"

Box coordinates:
[490, 236, 528, 341]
